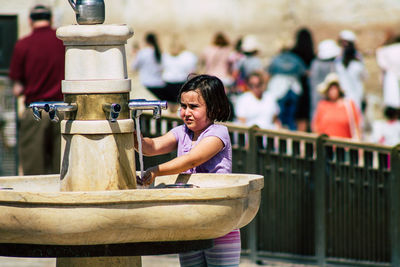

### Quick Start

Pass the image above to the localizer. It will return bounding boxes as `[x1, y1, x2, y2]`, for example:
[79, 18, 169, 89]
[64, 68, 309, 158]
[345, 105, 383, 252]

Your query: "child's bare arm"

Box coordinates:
[140, 136, 224, 185]
[134, 131, 177, 156]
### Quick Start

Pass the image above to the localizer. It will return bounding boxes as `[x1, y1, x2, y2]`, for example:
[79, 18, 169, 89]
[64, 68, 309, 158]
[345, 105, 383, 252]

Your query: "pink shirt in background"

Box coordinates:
[201, 45, 233, 84]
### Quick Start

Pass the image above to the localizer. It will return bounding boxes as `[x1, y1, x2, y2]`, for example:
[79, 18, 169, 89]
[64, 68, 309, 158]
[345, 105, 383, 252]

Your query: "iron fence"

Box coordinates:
[137, 112, 399, 266]
[0, 76, 18, 176]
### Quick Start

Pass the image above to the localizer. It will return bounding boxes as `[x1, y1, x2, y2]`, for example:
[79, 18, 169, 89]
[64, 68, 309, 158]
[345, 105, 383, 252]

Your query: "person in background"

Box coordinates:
[335, 29, 367, 113]
[131, 32, 166, 100]
[226, 37, 245, 119]
[235, 71, 280, 130]
[266, 39, 306, 131]
[200, 32, 234, 88]
[312, 73, 362, 140]
[229, 37, 245, 94]
[337, 29, 363, 62]
[290, 28, 316, 132]
[161, 36, 198, 112]
[309, 39, 341, 118]
[134, 74, 240, 267]
[234, 35, 264, 89]
[335, 40, 368, 111]
[9, 4, 64, 175]
[369, 106, 400, 146]
[376, 34, 400, 111]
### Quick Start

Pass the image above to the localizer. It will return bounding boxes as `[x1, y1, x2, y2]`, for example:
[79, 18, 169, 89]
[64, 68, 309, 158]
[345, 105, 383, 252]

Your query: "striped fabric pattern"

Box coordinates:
[179, 229, 241, 267]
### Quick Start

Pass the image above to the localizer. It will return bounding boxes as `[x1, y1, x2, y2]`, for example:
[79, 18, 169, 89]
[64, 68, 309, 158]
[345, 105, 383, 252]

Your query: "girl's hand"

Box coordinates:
[141, 166, 159, 186]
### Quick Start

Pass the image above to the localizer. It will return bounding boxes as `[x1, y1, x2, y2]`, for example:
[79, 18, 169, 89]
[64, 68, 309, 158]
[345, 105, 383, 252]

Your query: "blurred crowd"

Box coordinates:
[131, 28, 400, 146]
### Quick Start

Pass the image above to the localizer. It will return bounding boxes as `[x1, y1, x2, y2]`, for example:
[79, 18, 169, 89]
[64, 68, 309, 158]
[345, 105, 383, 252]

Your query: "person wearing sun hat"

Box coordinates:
[309, 39, 341, 117]
[312, 72, 362, 140]
[233, 35, 264, 85]
[337, 29, 363, 62]
[335, 29, 367, 110]
[339, 30, 356, 43]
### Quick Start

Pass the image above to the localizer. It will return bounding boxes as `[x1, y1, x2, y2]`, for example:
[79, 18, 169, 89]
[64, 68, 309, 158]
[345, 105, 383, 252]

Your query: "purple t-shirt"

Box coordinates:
[170, 124, 232, 174]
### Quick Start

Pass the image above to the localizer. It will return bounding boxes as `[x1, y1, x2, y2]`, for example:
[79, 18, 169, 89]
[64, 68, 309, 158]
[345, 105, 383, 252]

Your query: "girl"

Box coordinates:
[136, 74, 240, 267]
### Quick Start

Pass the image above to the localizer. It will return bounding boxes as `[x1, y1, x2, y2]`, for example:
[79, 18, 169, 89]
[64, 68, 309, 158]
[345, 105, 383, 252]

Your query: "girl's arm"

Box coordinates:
[134, 131, 177, 156]
[140, 136, 224, 185]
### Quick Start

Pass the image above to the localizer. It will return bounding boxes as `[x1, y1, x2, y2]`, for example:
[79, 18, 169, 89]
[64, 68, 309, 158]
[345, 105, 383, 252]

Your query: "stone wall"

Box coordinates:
[3, 0, 400, 95]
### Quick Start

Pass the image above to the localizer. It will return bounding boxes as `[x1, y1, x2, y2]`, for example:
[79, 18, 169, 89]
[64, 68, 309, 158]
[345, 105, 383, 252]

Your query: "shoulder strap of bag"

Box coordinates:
[344, 99, 360, 140]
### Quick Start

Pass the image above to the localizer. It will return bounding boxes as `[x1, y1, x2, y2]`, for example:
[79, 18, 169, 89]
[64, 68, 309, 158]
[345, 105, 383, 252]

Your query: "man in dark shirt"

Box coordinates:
[9, 5, 65, 175]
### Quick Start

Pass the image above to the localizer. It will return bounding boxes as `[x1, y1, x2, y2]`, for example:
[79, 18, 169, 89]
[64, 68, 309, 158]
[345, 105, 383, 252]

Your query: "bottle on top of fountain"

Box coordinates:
[68, 0, 105, 25]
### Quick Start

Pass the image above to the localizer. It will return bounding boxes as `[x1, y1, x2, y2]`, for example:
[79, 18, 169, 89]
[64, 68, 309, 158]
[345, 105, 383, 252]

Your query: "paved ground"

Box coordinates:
[0, 255, 315, 267]
[142, 254, 315, 267]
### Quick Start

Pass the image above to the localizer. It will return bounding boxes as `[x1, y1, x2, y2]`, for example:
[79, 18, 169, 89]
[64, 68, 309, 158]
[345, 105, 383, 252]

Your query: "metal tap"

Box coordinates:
[128, 99, 167, 119]
[29, 102, 50, 121]
[29, 102, 77, 122]
[48, 102, 78, 122]
[102, 103, 121, 122]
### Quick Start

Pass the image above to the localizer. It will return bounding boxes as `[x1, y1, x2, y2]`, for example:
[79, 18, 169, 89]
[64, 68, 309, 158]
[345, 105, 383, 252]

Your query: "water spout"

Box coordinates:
[128, 99, 167, 119]
[29, 102, 50, 121]
[29, 102, 77, 122]
[103, 103, 121, 122]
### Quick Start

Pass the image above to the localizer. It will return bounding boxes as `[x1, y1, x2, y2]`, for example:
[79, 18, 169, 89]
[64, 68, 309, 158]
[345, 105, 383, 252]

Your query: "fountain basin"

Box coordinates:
[0, 173, 263, 245]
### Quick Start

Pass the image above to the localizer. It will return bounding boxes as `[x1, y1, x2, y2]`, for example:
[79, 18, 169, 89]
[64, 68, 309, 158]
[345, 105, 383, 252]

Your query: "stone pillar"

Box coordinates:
[56, 24, 136, 191]
[56, 24, 140, 266]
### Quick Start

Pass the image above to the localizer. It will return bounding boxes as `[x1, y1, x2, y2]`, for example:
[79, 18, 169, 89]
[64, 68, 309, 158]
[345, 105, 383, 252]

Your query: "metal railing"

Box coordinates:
[137, 112, 400, 266]
[0, 76, 18, 176]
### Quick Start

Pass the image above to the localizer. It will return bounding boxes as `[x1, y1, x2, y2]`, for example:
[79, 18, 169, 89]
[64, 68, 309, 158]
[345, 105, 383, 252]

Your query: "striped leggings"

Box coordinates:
[179, 229, 241, 267]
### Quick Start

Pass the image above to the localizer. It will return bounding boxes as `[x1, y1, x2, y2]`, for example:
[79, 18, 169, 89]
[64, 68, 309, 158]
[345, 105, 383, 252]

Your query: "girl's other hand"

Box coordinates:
[141, 166, 159, 186]
[136, 175, 144, 186]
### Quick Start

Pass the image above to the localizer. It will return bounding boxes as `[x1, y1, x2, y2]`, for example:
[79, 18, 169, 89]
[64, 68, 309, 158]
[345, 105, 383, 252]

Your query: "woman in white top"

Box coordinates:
[235, 71, 280, 130]
[335, 42, 368, 110]
[162, 38, 198, 104]
[131, 32, 166, 100]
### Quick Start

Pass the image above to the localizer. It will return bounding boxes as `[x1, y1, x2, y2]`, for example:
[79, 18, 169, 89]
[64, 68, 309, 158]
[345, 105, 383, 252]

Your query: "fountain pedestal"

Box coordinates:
[57, 24, 136, 193]
[56, 24, 140, 266]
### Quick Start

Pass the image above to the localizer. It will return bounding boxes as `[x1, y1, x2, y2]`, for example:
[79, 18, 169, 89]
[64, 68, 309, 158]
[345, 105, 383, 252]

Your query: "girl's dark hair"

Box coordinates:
[146, 33, 161, 63]
[342, 42, 357, 68]
[178, 74, 231, 122]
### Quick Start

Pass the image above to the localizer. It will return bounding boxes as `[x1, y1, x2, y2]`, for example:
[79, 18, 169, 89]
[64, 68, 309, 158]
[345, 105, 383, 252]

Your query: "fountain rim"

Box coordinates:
[0, 173, 263, 205]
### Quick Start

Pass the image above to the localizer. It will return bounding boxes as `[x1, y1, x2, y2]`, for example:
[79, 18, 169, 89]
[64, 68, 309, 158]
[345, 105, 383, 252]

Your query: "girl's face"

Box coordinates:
[179, 90, 212, 135]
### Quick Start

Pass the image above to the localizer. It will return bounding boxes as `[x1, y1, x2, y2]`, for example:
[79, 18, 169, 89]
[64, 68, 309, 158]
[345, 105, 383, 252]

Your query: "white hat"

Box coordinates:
[317, 72, 344, 95]
[242, 35, 259, 53]
[317, 39, 341, 60]
[339, 30, 356, 42]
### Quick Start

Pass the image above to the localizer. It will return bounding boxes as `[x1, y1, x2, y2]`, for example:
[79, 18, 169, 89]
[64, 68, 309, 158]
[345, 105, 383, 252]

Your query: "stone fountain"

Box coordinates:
[0, 2, 263, 267]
